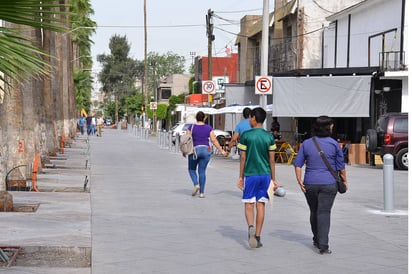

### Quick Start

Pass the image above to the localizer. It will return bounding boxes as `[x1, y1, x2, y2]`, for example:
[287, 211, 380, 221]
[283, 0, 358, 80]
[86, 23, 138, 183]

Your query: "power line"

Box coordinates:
[95, 24, 203, 29]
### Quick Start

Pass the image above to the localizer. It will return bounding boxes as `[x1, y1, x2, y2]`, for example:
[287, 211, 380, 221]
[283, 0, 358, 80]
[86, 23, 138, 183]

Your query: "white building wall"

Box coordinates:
[300, 0, 363, 68]
[324, 0, 403, 68]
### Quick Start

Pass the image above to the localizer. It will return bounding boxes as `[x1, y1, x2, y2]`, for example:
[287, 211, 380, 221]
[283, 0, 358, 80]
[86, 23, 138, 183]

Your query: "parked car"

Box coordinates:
[170, 123, 186, 144]
[366, 112, 408, 170]
[170, 123, 231, 145]
[105, 118, 113, 126]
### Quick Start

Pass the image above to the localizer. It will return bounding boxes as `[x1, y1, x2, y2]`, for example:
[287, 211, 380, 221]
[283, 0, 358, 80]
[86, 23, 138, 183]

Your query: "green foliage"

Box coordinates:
[70, 0, 96, 113]
[73, 67, 93, 113]
[146, 51, 186, 99]
[97, 35, 143, 120]
[167, 94, 186, 126]
[70, 0, 96, 68]
[97, 35, 143, 99]
[156, 104, 168, 120]
[124, 93, 143, 116]
[145, 103, 167, 120]
[189, 77, 200, 94]
[104, 101, 116, 120]
[168, 94, 186, 107]
[0, 0, 70, 92]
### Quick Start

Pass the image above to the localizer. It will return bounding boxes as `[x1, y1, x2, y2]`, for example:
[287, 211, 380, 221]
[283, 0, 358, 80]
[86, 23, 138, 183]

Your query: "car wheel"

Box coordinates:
[366, 129, 378, 151]
[395, 148, 408, 170]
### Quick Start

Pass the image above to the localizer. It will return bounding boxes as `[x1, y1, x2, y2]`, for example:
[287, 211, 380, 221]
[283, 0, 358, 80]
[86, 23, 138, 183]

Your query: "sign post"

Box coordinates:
[202, 80, 215, 106]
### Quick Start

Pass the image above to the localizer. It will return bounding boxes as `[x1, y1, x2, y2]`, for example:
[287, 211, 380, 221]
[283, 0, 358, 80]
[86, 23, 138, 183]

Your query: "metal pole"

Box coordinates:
[383, 154, 394, 212]
[260, 0, 269, 129]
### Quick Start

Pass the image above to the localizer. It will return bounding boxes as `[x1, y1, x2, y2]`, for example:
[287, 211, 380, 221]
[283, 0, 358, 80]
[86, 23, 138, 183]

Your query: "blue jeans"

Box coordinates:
[188, 146, 211, 194]
[304, 184, 337, 250]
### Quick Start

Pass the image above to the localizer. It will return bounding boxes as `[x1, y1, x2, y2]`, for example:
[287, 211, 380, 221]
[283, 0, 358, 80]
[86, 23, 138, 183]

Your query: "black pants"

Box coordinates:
[304, 184, 337, 250]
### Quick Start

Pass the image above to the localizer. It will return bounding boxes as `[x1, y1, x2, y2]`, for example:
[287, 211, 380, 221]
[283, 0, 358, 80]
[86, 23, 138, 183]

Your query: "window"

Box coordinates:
[160, 89, 171, 100]
[394, 118, 408, 133]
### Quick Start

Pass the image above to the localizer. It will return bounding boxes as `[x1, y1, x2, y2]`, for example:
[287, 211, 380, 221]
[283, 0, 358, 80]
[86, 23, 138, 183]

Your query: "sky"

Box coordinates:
[89, 0, 274, 74]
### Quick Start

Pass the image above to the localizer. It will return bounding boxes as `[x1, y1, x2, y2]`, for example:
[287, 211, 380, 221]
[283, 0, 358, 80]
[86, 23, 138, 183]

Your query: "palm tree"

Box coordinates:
[0, 1, 69, 92]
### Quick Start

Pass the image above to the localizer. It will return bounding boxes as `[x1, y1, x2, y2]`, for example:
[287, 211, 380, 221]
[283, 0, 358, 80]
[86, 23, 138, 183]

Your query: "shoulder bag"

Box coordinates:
[312, 137, 346, 194]
[179, 124, 195, 157]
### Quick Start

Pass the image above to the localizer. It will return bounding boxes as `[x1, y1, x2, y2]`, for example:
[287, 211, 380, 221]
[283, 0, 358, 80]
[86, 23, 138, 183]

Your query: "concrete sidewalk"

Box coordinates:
[0, 128, 408, 273]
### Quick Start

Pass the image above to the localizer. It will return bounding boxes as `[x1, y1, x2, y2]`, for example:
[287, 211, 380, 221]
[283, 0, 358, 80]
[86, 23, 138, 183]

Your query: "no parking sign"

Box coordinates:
[202, 80, 215, 94]
[255, 76, 272, 95]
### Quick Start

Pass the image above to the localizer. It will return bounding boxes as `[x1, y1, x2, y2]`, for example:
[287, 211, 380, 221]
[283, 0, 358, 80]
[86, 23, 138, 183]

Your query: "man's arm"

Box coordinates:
[269, 151, 279, 190]
[228, 132, 240, 151]
[237, 150, 246, 190]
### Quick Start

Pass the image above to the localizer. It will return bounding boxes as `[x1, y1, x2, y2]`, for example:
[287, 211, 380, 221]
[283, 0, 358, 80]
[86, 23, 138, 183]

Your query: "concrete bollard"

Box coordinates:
[383, 154, 394, 212]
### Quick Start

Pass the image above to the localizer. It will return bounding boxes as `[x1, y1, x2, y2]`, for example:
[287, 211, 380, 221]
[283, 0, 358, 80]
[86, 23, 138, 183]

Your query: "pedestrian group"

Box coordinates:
[184, 110, 348, 254]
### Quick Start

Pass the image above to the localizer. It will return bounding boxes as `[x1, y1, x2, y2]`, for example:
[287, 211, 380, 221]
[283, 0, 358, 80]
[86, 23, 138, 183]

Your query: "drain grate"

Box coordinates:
[11, 246, 91, 268]
[0, 246, 21, 267]
[13, 203, 40, 212]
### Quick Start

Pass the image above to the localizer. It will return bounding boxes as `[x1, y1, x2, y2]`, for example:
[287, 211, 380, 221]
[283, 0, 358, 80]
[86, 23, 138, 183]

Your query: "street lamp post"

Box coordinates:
[151, 60, 158, 134]
[190, 51, 196, 65]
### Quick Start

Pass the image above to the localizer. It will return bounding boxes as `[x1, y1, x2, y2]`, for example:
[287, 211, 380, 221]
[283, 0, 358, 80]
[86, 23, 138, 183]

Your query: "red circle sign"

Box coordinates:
[202, 81, 215, 94]
[256, 77, 272, 93]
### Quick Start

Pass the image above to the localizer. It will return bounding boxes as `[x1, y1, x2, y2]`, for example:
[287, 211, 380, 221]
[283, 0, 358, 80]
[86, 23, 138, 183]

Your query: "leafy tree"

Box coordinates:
[104, 100, 116, 120]
[167, 94, 186, 126]
[146, 51, 186, 100]
[74, 68, 92, 112]
[146, 103, 167, 120]
[70, 0, 96, 114]
[124, 93, 144, 118]
[189, 77, 200, 94]
[97, 35, 142, 122]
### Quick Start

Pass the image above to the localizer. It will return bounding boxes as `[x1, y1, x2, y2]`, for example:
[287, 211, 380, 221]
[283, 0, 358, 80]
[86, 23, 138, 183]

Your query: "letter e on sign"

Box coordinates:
[255, 76, 272, 95]
[150, 102, 157, 110]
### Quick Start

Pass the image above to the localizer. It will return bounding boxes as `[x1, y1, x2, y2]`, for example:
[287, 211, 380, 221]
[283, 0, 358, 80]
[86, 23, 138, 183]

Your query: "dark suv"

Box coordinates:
[366, 112, 408, 170]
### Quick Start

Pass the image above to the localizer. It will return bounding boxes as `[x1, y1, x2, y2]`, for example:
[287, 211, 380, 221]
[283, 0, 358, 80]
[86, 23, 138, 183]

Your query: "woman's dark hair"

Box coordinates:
[196, 111, 206, 122]
[242, 107, 252, 119]
[312, 115, 333, 137]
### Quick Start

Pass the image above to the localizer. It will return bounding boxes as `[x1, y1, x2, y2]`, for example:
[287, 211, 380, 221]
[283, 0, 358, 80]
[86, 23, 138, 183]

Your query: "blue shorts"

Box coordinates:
[242, 175, 270, 203]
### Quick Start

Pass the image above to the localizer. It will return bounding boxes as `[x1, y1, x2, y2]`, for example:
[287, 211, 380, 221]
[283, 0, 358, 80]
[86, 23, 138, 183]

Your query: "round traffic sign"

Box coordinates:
[202, 80, 215, 94]
[255, 76, 272, 94]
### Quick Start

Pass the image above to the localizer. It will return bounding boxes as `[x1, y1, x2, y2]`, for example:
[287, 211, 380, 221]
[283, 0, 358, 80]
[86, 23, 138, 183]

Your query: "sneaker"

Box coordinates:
[256, 238, 263, 248]
[319, 249, 332, 254]
[248, 226, 258, 248]
[199, 193, 205, 198]
[192, 185, 200, 196]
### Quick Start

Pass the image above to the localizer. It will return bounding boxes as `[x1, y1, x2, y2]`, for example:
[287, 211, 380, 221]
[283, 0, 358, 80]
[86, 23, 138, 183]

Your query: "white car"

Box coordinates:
[170, 123, 231, 145]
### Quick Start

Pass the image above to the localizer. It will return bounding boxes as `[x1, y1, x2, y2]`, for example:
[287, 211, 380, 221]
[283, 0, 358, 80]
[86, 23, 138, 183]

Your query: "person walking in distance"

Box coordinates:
[237, 107, 279, 248]
[96, 115, 104, 137]
[228, 107, 252, 153]
[187, 111, 229, 198]
[86, 115, 92, 135]
[78, 115, 86, 135]
[293, 116, 348, 254]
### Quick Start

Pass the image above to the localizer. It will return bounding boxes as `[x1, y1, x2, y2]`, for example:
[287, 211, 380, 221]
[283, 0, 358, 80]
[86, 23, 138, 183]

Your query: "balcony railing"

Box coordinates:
[379, 51, 406, 71]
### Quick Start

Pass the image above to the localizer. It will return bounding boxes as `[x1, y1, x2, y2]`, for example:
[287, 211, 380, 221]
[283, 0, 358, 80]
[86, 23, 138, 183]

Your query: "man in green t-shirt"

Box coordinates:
[237, 107, 279, 248]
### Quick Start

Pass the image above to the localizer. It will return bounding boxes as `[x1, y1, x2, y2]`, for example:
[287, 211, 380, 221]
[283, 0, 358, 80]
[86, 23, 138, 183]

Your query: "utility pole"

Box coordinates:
[143, 0, 148, 128]
[206, 9, 214, 106]
[260, 0, 269, 129]
[206, 9, 214, 80]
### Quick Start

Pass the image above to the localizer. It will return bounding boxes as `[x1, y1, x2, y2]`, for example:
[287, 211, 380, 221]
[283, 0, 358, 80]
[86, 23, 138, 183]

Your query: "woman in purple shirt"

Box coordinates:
[294, 116, 348, 254]
[187, 111, 228, 198]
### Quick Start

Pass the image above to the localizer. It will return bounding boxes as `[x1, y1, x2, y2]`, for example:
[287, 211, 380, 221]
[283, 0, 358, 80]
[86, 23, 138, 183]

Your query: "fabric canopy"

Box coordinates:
[272, 76, 371, 117]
